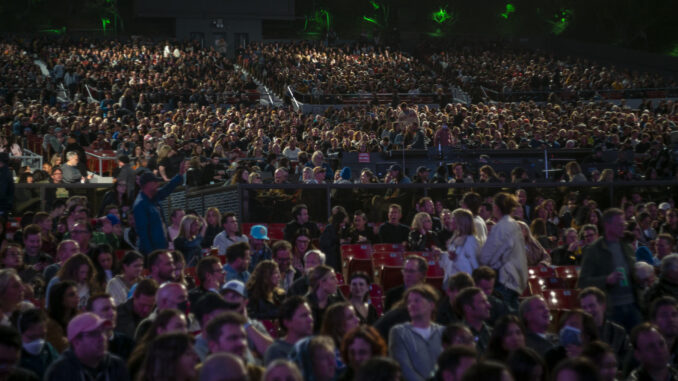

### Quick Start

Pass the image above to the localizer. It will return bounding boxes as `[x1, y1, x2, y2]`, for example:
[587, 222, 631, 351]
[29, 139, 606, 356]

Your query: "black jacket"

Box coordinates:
[44, 348, 130, 381]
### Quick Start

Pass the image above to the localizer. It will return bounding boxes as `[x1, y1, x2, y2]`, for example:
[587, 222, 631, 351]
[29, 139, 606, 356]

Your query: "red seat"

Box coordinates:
[114, 250, 126, 261]
[348, 258, 373, 279]
[543, 277, 578, 290]
[369, 284, 383, 299]
[426, 277, 444, 290]
[371, 297, 384, 316]
[241, 223, 258, 238]
[543, 289, 580, 310]
[373, 243, 405, 253]
[339, 284, 350, 298]
[267, 223, 286, 241]
[341, 244, 372, 259]
[372, 252, 404, 267]
[379, 266, 404, 292]
[554, 266, 579, 279]
[527, 278, 546, 296]
[427, 263, 445, 278]
[529, 265, 556, 278]
[335, 272, 345, 285]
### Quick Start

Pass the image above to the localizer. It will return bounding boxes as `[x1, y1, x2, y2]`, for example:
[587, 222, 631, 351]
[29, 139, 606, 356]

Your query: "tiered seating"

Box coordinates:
[266, 223, 286, 241]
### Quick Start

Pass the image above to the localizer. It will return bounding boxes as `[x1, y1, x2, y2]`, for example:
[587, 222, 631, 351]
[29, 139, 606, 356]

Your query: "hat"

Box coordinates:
[340, 167, 351, 180]
[67, 312, 112, 342]
[388, 164, 402, 172]
[250, 225, 269, 240]
[139, 172, 163, 186]
[106, 214, 121, 226]
[416, 166, 430, 173]
[117, 154, 130, 164]
[54, 127, 63, 133]
[659, 202, 672, 211]
[221, 280, 247, 298]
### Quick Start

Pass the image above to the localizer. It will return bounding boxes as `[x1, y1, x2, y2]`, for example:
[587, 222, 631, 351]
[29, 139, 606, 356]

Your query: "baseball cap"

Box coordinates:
[250, 225, 269, 240]
[416, 166, 431, 173]
[659, 202, 672, 211]
[139, 172, 163, 186]
[117, 154, 130, 164]
[221, 280, 247, 298]
[106, 214, 121, 226]
[388, 164, 402, 172]
[67, 312, 112, 342]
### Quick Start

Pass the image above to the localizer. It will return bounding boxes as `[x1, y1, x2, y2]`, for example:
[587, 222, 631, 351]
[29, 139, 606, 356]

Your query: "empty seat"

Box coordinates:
[373, 243, 405, 253]
[372, 252, 404, 267]
[543, 289, 580, 310]
[529, 265, 556, 278]
[379, 266, 404, 292]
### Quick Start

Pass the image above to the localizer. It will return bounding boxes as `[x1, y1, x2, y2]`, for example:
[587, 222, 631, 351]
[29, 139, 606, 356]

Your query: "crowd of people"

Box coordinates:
[425, 41, 677, 102]
[240, 41, 439, 102]
[0, 35, 678, 381]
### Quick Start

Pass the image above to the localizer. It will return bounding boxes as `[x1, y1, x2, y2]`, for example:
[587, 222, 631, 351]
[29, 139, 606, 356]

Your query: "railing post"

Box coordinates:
[326, 184, 332, 222]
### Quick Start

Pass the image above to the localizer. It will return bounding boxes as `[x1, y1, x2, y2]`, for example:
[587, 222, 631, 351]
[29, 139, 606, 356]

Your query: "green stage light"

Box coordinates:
[369, 0, 380, 10]
[363, 16, 380, 26]
[500, 3, 515, 19]
[101, 17, 111, 32]
[549, 9, 572, 35]
[432, 8, 451, 24]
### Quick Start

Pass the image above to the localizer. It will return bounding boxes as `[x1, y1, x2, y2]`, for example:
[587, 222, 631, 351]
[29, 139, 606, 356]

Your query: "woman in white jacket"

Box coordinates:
[438, 208, 480, 284]
[478, 192, 527, 312]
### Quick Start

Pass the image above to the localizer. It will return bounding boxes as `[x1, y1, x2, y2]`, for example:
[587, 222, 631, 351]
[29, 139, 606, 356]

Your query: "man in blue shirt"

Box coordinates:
[224, 242, 251, 283]
[133, 162, 186, 255]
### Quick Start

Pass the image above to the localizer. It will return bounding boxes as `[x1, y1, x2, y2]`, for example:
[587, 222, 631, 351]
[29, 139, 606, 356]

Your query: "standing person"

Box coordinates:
[133, 163, 187, 255]
[116, 155, 136, 199]
[478, 192, 527, 312]
[438, 208, 479, 284]
[0, 152, 14, 219]
[389, 284, 444, 381]
[577, 208, 642, 331]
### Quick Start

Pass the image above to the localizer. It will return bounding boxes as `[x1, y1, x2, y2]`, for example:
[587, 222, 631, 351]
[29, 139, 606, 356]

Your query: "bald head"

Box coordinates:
[200, 353, 247, 381]
[156, 282, 188, 311]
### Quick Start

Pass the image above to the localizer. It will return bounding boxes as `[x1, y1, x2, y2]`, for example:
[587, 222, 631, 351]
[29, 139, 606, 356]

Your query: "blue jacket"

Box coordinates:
[133, 175, 183, 255]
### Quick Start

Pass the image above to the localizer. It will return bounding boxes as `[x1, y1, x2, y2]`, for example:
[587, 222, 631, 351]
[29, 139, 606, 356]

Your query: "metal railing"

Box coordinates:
[480, 86, 678, 103]
[12, 180, 678, 226]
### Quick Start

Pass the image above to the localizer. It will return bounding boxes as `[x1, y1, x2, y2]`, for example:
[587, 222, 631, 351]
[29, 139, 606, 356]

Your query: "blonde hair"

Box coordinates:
[452, 208, 475, 237]
[156, 144, 172, 161]
[411, 212, 432, 231]
[178, 214, 201, 239]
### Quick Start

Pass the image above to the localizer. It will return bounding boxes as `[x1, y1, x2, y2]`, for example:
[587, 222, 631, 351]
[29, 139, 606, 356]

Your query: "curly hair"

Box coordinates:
[340, 325, 387, 368]
[246, 260, 281, 301]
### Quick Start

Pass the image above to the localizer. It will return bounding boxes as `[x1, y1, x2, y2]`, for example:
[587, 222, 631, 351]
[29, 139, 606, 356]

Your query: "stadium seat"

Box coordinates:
[339, 284, 350, 298]
[335, 272, 345, 285]
[427, 263, 445, 278]
[543, 277, 578, 290]
[542, 289, 580, 310]
[426, 277, 444, 290]
[371, 297, 384, 317]
[554, 266, 580, 279]
[241, 223, 258, 237]
[372, 251, 404, 267]
[373, 243, 405, 253]
[379, 266, 404, 292]
[369, 284, 383, 299]
[267, 223, 286, 241]
[340, 244, 372, 260]
[185, 267, 199, 286]
[529, 265, 556, 278]
[347, 258, 373, 279]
